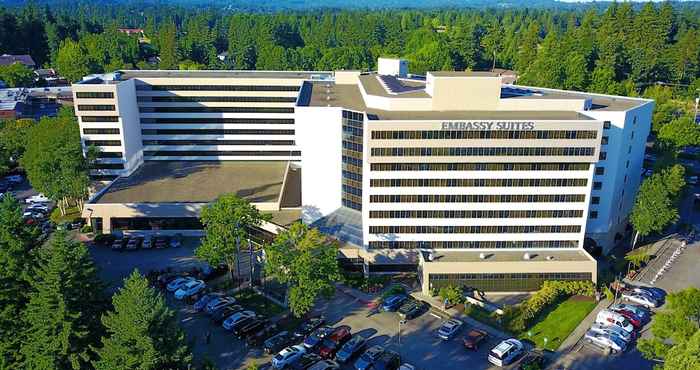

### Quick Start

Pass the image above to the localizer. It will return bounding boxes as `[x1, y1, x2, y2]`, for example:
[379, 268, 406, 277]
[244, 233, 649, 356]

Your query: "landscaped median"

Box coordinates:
[440, 280, 599, 350]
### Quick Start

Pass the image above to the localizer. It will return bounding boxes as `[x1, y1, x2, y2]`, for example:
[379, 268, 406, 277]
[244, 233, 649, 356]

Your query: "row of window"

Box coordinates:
[81, 116, 119, 122]
[137, 85, 300, 92]
[141, 107, 294, 114]
[96, 152, 123, 158]
[141, 129, 294, 136]
[76, 92, 114, 99]
[78, 105, 115, 111]
[369, 178, 588, 188]
[85, 140, 121, 147]
[368, 209, 584, 219]
[370, 194, 586, 203]
[370, 163, 591, 172]
[429, 272, 592, 292]
[370, 147, 595, 157]
[342, 170, 362, 182]
[342, 110, 364, 121]
[371, 130, 598, 140]
[90, 163, 125, 170]
[367, 240, 579, 249]
[140, 118, 294, 125]
[83, 128, 120, 135]
[369, 225, 581, 234]
[341, 111, 364, 211]
[139, 96, 296, 103]
[142, 140, 295, 146]
[144, 150, 301, 157]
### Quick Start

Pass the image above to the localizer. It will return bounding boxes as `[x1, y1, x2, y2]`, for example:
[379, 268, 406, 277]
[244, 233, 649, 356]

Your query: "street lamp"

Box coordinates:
[397, 319, 406, 354]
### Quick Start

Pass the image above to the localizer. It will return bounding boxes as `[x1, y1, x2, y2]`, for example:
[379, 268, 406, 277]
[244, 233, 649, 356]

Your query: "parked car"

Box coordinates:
[289, 353, 322, 370]
[226, 315, 257, 334]
[354, 345, 384, 370]
[170, 233, 183, 248]
[236, 318, 270, 339]
[370, 350, 400, 370]
[294, 316, 326, 338]
[595, 310, 635, 334]
[689, 176, 699, 185]
[397, 299, 428, 320]
[264, 331, 295, 354]
[437, 319, 463, 340]
[303, 326, 333, 350]
[318, 326, 352, 359]
[155, 236, 169, 249]
[611, 308, 642, 329]
[518, 350, 546, 370]
[381, 294, 408, 312]
[27, 203, 50, 213]
[194, 293, 223, 312]
[610, 304, 650, 322]
[205, 296, 236, 314]
[26, 193, 49, 203]
[222, 310, 256, 330]
[125, 236, 142, 251]
[398, 364, 415, 370]
[212, 305, 244, 325]
[622, 290, 659, 308]
[166, 277, 195, 292]
[156, 272, 182, 289]
[335, 334, 366, 363]
[142, 236, 154, 249]
[273, 345, 307, 369]
[4, 175, 23, 184]
[174, 279, 205, 300]
[247, 323, 280, 347]
[463, 328, 488, 350]
[589, 323, 634, 343]
[94, 233, 116, 246]
[308, 360, 339, 370]
[584, 330, 627, 354]
[111, 237, 126, 251]
[632, 286, 665, 302]
[488, 339, 524, 367]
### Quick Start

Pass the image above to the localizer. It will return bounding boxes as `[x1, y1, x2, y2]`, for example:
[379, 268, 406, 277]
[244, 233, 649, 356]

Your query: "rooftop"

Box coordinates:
[0, 54, 35, 67]
[94, 161, 290, 204]
[119, 70, 332, 80]
[421, 249, 594, 263]
[429, 71, 500, 77]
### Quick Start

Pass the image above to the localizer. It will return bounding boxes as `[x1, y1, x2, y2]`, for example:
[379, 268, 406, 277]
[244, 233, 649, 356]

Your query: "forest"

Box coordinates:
[0, 1, 697, 98]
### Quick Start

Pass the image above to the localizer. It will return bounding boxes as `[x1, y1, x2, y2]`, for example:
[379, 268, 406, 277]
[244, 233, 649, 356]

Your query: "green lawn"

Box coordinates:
[234, 288, 285, 318]
[49, 205, 81, 224]
[518, 296, 597, 350]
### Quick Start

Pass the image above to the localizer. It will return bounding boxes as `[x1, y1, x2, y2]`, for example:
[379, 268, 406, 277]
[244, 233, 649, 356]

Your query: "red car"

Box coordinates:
[317, 326, 352, 359]
[612, 308, 642, 329]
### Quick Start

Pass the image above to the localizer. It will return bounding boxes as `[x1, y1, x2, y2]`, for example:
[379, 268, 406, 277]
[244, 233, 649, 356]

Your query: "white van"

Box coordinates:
[488, 338, 524, 367]
[595, 309, 635, 334]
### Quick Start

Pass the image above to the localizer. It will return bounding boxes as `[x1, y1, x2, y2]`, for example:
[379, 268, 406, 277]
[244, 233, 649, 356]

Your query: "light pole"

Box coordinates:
[397, 319, 406, 354]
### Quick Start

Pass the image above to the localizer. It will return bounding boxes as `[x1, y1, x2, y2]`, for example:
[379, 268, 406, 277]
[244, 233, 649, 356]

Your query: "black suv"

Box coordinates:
[294, 316, 326, 338]
[235, 319, 268, 339]
[264, 331, 295, 354]
[246, 323, 279, 347]
[290, 353, 322, 370]
[397, 299, 428, 320]
[369, 351, 400, 370]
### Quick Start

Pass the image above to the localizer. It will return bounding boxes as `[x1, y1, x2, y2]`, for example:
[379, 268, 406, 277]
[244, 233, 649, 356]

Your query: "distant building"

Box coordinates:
[0, 86, 72, 120]
[117, 28, 149, 43]
[34, 68, 68, 86]
[491, 68, 518, 84]
[0, 54, 36, 69]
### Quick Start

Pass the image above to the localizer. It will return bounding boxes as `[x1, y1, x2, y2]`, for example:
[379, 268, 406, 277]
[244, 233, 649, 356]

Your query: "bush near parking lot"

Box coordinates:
[506, 280, 596, 332]
[438, 285, 464, 306]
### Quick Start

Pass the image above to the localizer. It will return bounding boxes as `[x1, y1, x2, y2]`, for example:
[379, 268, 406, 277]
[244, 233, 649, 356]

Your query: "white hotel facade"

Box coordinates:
[73, 59, 653, 293]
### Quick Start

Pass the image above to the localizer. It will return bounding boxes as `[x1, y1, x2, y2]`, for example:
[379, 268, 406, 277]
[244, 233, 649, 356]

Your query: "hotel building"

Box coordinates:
[73, 58, 654, 293]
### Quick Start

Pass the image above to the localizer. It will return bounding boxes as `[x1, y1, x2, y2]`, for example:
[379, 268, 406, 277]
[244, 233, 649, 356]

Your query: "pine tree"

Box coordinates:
[158, 19, 179, 70]
[0, 194, 38, 368]
[93, 270, 191, 370]
[20, 232, 106, 370]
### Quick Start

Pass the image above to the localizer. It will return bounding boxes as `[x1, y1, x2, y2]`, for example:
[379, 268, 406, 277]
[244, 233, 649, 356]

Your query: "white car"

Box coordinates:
[26, 194, 50, 204]
[166, 277, 195, 292]
[589, 323, 633, 343]
[272, 345, 306, 369]
[622, 291, 659, 308]
[174, 279, 205, 300]
[27, 203, 50, 213]
[222, 310, 256, 330]
[488, 338, 524, 367]
[584, 330, 627, 354]
[437, 319, 463, 340]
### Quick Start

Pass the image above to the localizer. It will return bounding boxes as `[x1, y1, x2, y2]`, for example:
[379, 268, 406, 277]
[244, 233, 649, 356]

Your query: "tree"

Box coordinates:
[0, 118, 34, 163]
[0, 63, 34, 87]
[481, 21, 503, 71]
[658, 116, 700, 149]
[158, 19, 179, 69]
[638, 287, 700, 369]
[264, 222, 341, 317]
[93, 270, 191, 370]
[20, 110, 92, 215]
[20, 232, 106, 370]
[0, 194, 38, 368]
[55, 39, 92, 82]
[196, 194, 267, 285]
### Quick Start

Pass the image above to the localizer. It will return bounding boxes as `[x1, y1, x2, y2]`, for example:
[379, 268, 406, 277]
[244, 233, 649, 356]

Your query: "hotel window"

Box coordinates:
[595, 167, 605, 176]
[590, 211, 598, 219]
[78, 105, 115, 111]
[83, 128, 120, 135]
[146, 107, 294, 114]
[140, 118, 294, 125]
[97, 152, 123, 158]
[599, 152, 607, 160]
[369, 163, 590, 172]
[603, 121, 611, 129]
[591, 196, 600, 204]
[84, 140, 121, 146]
[593, 182, 602, 190]
[142, 139, 295, 146]
[601, 136, 609, 145]
[141, 85, 300, 92]
[370, 147, 595, 157]
[369, 178, 588, 188]
[144, 150, 301, 157]
[628, 146, 632, 154]
[624, 175, 628, 183]
[369, 194, 587, 203]
[368, 225, 581, 234]
[81, 116, 119, 122]
[633, 116, 637, 125]
[90, 163, 125, 170]
[626, 160, 630, 168]
[141, 129, 294, 136]
[76, 92, 114, 99]
[143, 96, 297, 103]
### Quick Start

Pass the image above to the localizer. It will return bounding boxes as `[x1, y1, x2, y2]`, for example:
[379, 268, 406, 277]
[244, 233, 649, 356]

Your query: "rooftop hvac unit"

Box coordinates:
[523, 253, 532, 260]
[479, 253, 486, 260]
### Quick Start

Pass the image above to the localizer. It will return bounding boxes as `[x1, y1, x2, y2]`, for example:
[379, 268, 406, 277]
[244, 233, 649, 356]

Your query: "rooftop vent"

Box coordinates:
[479, 253, 486, 260]
[427, 252, 435, 262]
[546, 255, 555, 261]
[523, 253, 532, 260]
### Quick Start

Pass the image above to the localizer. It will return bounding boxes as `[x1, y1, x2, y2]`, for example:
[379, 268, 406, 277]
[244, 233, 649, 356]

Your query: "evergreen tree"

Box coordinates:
[158, 19, 179, 70]
[93, 271, 191, 370]
[0, 194, 38, 368]
[20, 232, 106, 370]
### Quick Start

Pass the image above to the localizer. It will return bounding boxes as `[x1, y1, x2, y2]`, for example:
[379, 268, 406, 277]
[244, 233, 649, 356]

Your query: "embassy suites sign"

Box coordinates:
[441, 121, 535, 131]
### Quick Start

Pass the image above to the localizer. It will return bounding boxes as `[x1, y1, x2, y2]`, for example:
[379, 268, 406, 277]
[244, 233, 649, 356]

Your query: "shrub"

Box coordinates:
[80, 224, 93, 233]
[382, 284, 406, 299]
[603, 286, 614, 301]
[514, 280, 596, 330]
[438, 285, 464, 305]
